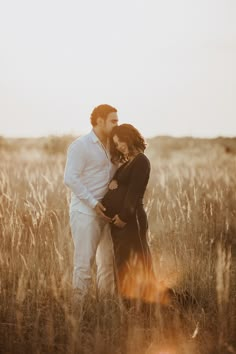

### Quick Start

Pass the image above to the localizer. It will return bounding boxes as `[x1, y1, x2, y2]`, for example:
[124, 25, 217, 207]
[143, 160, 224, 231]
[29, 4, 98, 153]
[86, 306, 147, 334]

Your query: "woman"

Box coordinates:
[102, 124, 167, 306]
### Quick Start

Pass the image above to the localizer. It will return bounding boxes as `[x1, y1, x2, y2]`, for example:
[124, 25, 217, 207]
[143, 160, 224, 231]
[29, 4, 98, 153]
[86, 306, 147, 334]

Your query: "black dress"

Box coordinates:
[102, 153, 155, 301]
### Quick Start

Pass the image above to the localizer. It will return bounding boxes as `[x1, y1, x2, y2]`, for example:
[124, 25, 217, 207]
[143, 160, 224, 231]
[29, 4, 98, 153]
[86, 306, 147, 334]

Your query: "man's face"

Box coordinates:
[102, 112, 119, 136]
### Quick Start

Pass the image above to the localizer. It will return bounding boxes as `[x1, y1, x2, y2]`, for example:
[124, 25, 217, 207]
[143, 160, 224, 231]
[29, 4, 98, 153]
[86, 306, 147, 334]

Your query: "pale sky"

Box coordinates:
[0, 0, 236, 138]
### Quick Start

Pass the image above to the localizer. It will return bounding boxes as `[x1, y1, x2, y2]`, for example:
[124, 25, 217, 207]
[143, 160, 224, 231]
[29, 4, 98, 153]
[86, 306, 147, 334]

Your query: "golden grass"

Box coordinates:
[0, 142, 235, 354]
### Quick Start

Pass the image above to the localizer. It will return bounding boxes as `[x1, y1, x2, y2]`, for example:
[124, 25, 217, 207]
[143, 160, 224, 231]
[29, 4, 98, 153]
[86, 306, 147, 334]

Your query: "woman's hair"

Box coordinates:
[110, 124, 147, 163]
[90, 104, 117, 127]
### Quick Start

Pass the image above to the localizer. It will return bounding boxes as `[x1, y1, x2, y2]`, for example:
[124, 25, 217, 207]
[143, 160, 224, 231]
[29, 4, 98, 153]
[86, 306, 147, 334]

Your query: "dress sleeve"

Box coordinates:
[118, 155, 150, 223]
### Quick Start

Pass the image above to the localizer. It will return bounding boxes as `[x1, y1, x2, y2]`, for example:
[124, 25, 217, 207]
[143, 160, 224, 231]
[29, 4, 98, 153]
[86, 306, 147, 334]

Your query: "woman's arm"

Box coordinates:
[117, 154, 150, 223]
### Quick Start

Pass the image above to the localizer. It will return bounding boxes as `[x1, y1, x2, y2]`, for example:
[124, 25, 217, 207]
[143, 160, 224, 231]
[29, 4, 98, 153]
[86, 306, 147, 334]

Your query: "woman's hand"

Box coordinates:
[112, 214, 126, 228]
[108, 179, 118, 190]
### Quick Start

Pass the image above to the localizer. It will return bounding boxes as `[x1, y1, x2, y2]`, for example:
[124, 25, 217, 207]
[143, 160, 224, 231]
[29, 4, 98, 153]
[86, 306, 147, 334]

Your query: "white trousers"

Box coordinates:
[70, 211, 115, 296]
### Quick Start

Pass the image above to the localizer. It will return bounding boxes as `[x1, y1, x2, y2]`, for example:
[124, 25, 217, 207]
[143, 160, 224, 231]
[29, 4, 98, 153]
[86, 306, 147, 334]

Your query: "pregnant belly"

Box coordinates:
[102, 185, 127, 218]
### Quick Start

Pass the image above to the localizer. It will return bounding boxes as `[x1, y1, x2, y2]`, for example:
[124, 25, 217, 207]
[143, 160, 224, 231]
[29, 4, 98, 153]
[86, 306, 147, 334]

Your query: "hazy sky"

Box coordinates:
[1, 0, 236, 138]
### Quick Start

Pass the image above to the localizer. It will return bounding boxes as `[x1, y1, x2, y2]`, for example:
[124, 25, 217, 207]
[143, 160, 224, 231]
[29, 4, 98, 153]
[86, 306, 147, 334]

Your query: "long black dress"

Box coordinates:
[102, 153, 156, 301]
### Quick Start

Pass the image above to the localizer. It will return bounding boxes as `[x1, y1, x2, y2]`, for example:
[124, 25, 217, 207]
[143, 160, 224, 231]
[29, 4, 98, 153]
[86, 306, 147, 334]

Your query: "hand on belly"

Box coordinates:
[112, 214, 126, 228]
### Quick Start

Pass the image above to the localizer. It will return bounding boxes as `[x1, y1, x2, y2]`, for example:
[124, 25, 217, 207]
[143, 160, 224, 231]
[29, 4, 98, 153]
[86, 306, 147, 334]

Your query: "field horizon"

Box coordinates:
[0, 135, 235, 353]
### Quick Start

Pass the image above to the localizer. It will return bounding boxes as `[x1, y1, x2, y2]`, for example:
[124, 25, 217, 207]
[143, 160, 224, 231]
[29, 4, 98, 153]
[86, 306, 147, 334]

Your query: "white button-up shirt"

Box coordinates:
[64, 130, 117, 215]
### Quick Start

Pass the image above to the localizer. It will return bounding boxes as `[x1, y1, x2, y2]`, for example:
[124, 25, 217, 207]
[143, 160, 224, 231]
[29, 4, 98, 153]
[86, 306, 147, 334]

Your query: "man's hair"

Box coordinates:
[90, 104, 117, 126]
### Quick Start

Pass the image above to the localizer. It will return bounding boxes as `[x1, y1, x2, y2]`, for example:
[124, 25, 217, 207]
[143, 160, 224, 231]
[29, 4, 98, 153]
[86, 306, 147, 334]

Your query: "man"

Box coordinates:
[64, 104, 118, 301]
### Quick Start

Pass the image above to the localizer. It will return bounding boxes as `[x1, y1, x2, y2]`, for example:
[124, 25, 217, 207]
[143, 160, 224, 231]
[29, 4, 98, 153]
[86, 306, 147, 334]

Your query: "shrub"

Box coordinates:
[43, 135, 75, 154]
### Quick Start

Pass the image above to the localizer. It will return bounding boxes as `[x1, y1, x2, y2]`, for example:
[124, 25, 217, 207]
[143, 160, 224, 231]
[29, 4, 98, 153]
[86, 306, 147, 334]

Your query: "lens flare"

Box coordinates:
[115, 252, 172, 304]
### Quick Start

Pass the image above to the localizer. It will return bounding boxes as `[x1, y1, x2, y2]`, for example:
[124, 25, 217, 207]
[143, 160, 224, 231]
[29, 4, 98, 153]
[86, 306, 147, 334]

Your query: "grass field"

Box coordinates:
[0, 136, 235, 354]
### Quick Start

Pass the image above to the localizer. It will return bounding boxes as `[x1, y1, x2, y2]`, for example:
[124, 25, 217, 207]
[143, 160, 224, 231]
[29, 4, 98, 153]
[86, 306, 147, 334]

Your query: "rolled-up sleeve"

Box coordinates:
[64, 141, 98, 209]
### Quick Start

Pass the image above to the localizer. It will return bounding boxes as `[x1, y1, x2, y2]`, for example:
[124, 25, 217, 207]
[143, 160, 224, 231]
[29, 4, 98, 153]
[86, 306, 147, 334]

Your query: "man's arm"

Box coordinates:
[64, 140, 98, 209]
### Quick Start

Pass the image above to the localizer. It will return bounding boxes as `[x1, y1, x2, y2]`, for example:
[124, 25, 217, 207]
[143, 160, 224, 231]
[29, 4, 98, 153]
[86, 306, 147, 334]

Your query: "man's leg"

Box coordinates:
[96, 222, 115, 297]
[70, 211, 101, 294]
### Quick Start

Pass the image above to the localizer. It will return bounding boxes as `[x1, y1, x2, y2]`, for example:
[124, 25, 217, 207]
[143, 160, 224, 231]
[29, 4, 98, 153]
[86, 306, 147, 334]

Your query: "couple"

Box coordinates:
[64, 104, 164, 307]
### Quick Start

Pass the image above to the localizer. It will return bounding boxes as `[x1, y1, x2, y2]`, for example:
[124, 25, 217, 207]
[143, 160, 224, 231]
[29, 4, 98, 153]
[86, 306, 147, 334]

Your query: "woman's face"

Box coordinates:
[113, 135, 129, 156]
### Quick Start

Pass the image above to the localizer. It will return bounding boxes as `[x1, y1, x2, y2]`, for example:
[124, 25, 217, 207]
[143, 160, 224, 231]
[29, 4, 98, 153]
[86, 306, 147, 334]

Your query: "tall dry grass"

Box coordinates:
[0, 141, 235, 354]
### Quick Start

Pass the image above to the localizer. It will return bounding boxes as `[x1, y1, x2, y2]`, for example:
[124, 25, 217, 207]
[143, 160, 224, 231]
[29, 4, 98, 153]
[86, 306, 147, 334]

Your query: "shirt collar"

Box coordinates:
[90, 129, 99, 143]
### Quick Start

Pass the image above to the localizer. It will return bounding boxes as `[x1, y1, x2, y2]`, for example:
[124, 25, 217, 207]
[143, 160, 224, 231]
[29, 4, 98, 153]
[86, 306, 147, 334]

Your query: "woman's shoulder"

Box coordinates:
[133, 153, 150, 168]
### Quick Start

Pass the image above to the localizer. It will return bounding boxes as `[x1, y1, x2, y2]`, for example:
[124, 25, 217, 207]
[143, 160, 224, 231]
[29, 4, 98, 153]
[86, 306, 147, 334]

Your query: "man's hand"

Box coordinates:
[94, 202, 112, 222]
[112, 214, 127, 228]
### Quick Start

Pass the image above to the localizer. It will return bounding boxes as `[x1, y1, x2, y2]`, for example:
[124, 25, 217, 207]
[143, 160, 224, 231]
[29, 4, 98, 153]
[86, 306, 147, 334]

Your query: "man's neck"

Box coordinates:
[93, 127, 107, 146]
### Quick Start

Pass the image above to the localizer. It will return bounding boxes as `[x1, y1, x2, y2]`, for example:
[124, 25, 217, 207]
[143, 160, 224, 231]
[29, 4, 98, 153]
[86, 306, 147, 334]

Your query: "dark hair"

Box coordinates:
[90, 104, 117, 126]
[110, 124, 147, 163]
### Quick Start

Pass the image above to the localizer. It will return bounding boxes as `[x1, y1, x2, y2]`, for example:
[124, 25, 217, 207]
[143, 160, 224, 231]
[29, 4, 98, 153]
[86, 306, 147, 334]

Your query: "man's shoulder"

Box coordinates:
[68, 132, 92, 150]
